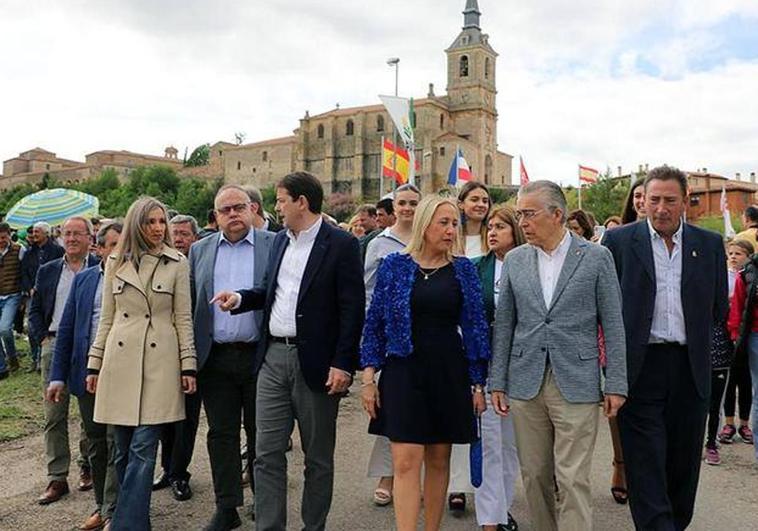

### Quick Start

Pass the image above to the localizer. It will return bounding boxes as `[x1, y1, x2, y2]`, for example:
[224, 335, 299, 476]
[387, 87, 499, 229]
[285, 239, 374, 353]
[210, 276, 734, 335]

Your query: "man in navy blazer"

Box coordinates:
[213, 172, 365, 531]
[30, 216, 100, 505]
[604, 166, 728, 531]
[46, 222, 121, 530]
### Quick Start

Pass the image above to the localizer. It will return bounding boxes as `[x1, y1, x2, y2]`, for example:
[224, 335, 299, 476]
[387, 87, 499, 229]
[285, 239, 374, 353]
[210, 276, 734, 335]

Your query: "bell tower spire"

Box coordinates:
[463, 0, 481, 30]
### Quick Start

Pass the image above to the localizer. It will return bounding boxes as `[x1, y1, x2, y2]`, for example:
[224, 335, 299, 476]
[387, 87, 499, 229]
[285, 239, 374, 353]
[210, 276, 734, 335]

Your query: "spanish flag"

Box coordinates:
[382, 139, 410, 185]
[579, 165, 599, 184]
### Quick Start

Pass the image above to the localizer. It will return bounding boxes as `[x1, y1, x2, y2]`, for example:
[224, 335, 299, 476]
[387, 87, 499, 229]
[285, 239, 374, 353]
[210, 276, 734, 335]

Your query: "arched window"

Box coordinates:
[439, 114, 444, 130]
[236, 161, 241, 170]
[485, 154, 493, 183]
[262, 151, 268, 162]
[377, 115, 384, 132]
[346, 119, 354, 136]
[459, 55, 469, 77]
[317, 124, 324, 139]
[485, 57, 490, 79]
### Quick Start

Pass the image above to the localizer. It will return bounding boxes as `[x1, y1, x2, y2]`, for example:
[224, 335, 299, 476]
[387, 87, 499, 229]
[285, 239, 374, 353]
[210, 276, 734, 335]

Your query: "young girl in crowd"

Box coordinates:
[720, 240, 755, 446]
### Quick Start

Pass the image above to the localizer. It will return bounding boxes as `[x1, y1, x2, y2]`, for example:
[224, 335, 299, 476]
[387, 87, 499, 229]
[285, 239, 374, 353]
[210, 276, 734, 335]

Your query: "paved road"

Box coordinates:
[1, 382, 756, 530]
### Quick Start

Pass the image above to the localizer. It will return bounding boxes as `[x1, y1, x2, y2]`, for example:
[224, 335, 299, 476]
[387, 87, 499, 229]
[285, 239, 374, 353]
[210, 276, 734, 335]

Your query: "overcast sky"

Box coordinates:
[2, 0, 757, 185]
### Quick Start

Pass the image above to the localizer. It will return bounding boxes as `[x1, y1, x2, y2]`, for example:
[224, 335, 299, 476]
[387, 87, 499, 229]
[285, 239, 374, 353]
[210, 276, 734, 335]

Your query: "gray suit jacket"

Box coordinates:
[490, 232, 627, 403]
[188, 228, 275, 370]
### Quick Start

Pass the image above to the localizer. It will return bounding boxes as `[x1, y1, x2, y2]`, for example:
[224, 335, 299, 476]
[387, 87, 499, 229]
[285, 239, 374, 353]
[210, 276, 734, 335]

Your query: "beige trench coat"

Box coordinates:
[87, 247, 197, 426]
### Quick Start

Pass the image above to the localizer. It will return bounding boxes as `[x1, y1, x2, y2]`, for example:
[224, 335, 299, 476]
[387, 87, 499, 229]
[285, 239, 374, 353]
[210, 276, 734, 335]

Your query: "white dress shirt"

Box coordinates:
[535, 229, 572, 308]
[648, 219, 687, 344]
[268, 217, 323, 338]
[493, 257, 504, 309]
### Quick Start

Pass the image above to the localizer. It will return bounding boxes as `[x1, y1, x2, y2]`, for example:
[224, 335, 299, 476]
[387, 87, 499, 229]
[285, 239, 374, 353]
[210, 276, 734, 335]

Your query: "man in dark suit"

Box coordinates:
[46, 222, 121, 530]
[213, 171, 365, 531]
[30, 216, 100, 504]
[21, 221, 64, 372]
[190, 185, 275, 531]
[604, 165, 728, 531]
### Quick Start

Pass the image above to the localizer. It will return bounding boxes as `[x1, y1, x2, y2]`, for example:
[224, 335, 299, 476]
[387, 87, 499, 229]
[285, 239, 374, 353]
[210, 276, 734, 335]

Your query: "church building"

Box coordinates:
[219, 0, 513, 196]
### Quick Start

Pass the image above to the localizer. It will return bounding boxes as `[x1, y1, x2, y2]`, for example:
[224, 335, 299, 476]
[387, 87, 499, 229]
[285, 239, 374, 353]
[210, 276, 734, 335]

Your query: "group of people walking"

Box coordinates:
[1, 163, 753, 530]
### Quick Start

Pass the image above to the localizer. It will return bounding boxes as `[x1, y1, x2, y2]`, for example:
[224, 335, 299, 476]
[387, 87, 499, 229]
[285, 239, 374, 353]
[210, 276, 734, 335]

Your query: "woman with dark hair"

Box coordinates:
[567, 209, 594, 240]
[472, 205, 525, 531]
[86, 196, 197, 530]
[457, 182, 491, 259]
[604, 216, 622, 229]
[620, 178, 646, 224]
[606, 183, 646, 504]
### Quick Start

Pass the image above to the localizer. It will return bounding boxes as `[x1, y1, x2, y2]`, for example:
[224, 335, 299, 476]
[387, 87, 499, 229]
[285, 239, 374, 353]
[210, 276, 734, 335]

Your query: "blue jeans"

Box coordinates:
[0, 293, 21, 373]
[112, 425, 161, 531]
[749, 333, 758, 461]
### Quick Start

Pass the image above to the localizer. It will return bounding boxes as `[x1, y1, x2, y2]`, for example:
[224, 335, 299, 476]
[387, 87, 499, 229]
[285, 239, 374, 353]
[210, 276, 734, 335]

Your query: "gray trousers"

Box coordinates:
[41, 338, 88, 481]
[254, 342, 340, 531]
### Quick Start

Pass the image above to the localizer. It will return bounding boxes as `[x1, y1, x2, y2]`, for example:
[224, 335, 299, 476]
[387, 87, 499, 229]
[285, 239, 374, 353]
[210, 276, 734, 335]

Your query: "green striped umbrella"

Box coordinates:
[5, 188, 99, 229]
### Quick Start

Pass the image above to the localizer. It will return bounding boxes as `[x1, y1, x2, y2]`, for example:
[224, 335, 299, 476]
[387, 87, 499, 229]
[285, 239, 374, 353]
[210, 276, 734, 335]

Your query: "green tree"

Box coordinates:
[126, 165, 180, 206]
[175, 178, 221, 222]
[184, 144, 210, 167]
[0, 183, 39, 218]
[574, 170, 630, 224]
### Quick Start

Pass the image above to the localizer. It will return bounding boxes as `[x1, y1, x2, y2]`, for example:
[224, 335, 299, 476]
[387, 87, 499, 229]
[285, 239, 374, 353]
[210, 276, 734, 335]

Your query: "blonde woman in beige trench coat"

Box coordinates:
[85, 197, 197, 531]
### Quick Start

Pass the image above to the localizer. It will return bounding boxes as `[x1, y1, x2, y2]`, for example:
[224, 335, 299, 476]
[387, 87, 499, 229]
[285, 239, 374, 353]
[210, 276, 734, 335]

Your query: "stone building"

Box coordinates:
[222, 0, 513, 197]
[0, 146, 183, 190]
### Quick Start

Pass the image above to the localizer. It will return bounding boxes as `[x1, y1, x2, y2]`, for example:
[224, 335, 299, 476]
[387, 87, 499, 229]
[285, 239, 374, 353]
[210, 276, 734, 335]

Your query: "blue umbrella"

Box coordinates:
[5, 188, 99, 229]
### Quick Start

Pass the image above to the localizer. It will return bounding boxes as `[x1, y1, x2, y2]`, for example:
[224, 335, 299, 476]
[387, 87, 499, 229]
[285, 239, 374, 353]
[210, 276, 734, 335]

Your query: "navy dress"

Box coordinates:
[369, 263, 476, 444]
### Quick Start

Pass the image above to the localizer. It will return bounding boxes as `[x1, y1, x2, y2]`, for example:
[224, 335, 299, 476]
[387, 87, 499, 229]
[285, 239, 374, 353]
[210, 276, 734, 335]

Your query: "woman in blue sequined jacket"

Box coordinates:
[360, 251, 491, 383]
[358, 195, 490, 531]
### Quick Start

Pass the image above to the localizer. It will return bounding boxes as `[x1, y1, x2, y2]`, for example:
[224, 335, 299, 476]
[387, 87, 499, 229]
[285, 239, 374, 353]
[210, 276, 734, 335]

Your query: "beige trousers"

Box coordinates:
[510, 368, 599, 531]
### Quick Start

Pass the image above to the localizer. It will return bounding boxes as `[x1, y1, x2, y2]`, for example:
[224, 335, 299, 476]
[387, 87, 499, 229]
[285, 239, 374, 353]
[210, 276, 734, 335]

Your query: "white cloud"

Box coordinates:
[1, 0, 756, 186]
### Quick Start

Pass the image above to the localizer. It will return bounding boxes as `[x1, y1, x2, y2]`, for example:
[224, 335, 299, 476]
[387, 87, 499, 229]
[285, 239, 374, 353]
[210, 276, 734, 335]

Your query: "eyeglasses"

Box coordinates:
[216, 202, 250, 216]
[62, 230, 89, 238]
[514, 209, 544, 222]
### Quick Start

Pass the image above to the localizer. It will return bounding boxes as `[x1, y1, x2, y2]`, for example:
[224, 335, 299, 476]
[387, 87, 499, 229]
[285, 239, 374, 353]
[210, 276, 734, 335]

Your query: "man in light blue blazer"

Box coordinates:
[490, 181, 627, 531]
[189, 185, 275, 531]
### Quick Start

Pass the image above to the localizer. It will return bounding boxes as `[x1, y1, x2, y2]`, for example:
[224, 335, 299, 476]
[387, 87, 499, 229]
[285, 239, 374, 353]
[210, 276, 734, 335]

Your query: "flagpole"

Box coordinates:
[379, 135, 384, 198]
[577, 165, 583, 210]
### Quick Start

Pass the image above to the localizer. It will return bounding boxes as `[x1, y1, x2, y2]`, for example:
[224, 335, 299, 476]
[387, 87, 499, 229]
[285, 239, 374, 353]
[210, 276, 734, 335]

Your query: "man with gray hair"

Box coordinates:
[31, 216, 100, 504]
[490, 180, 628, 531]
[21, 221, 64, 372]
[169, 214, 199, 257]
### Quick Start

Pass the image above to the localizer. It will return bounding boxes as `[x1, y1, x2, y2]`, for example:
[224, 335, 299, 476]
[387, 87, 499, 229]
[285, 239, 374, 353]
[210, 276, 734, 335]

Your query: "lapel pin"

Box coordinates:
[692, 250, 697, 257]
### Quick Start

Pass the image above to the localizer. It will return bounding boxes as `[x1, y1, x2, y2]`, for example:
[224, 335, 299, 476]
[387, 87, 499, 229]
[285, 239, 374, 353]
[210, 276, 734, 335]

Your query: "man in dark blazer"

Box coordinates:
[21, 221, 64, 372]
[604, 166, 728, 531]
[46, 222, 121, 530]
[213, 172, 365, 531]
[30, 216, 99, 504]
[189, 185, 275, 530]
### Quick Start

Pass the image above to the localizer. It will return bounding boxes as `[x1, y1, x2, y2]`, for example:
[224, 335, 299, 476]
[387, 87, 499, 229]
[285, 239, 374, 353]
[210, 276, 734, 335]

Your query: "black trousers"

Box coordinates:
[723, 362, 752, 421]
[619, 344, 708, 531]
[159, 390, 202, 481]
[706, 369, 729, 447]
[198, 342, 257, 509]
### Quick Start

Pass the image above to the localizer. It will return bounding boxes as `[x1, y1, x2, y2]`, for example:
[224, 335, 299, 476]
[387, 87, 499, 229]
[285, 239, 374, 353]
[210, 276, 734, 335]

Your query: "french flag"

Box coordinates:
[447, 148, 473, 186]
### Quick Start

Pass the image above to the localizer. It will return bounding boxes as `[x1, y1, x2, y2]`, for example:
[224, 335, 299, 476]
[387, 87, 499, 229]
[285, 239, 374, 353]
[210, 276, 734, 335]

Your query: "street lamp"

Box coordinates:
[386, 57, 399, 97]
[385, 57, 400, 195]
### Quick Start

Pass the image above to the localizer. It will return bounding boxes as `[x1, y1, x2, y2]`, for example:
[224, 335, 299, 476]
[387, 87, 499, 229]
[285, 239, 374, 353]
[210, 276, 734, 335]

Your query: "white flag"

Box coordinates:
[379, 95, 416, 184]
[721, 185, 737, 239]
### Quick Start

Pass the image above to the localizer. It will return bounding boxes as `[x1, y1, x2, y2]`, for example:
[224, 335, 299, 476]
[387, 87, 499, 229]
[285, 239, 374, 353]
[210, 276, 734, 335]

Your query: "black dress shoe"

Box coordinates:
[497, 513, 518, 531]
[203, 508, 241, 531]
[171, 478, 192, 501]
[152, 472, 170, 491]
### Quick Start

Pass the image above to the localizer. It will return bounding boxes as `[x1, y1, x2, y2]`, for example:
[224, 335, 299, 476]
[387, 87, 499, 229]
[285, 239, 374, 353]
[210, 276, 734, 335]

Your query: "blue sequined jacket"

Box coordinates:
[360, 252, 491, 384]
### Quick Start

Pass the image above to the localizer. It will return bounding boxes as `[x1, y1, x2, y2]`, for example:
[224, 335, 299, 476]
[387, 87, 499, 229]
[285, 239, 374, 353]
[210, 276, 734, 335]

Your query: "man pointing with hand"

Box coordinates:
[213, 172, 364, 531]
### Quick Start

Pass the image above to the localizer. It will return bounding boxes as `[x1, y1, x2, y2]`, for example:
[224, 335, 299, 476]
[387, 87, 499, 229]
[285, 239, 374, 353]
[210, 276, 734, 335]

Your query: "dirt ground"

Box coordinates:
[1, 382, 757, 530]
